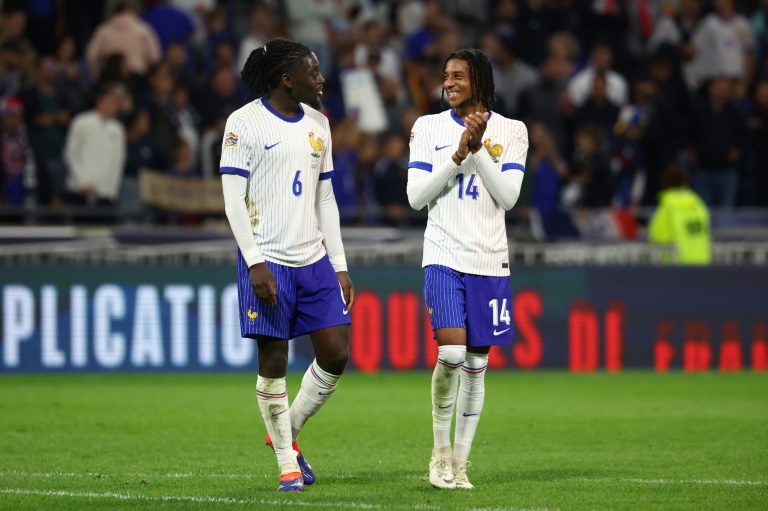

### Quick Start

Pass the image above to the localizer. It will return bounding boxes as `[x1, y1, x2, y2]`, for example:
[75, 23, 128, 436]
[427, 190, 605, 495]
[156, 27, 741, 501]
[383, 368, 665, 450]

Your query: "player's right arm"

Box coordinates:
[407, 116, 469, 210]
[220, 114, 277, 306]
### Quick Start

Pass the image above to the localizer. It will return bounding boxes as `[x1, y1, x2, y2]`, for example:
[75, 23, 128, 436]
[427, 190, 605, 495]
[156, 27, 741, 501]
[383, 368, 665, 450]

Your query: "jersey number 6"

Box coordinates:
[292, 170, 302, 197]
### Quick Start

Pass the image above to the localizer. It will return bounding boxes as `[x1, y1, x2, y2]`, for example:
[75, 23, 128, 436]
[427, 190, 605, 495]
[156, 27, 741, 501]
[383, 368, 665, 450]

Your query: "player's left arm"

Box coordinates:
[315, 135, 355, 310]
[473, 120, 528, 211]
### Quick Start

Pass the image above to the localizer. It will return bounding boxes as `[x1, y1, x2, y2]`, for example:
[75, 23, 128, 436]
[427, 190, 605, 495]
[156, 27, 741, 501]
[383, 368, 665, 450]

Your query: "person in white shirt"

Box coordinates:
[63, 81, 126, 209]
[220, 38, 354, 493]
[407, 48, 528, 490]
[567, 42, 629, 108]
[689, 0, 755, 88]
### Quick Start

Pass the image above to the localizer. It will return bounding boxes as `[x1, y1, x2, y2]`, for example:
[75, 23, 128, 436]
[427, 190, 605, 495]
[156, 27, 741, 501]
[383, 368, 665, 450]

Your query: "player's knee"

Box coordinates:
[258, 352, 289, 378]
[317, 342, 349, 376]
[437, 344, 467, 367]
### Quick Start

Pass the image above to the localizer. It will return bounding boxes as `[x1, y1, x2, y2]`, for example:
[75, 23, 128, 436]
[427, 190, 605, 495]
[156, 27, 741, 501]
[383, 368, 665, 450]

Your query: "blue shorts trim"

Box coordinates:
[424, 265, 514, 346]
[236, 253, 351, 339]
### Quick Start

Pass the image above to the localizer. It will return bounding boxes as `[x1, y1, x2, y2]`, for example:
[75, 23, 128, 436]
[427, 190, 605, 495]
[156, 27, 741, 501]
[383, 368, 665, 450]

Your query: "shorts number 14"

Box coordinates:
[489, 298, 511, 326]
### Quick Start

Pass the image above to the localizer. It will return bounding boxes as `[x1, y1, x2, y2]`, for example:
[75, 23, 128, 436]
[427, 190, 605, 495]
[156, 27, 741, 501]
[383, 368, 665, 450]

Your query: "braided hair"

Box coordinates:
[241, 38, 314, 97]
[442, 49, 497, 111]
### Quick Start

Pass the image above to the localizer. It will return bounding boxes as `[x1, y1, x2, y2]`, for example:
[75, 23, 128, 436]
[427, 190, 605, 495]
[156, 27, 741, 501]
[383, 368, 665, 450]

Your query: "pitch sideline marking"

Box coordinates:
[0, 489, 383, 509]
[1, 471, 766, 486]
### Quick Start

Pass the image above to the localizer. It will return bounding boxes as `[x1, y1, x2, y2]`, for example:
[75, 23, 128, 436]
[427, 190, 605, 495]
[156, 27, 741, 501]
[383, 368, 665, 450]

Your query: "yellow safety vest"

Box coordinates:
[648, 188, 711, 265]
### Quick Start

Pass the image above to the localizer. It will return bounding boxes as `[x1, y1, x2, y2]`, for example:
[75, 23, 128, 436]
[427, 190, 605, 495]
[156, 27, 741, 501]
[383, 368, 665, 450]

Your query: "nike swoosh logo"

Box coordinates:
[463, 412, 478, 417]
[435, 144, 451, 151]
[342, 308, 349, 315]
[265, 142, 281, 150]
[493, 328, 510, 336]
[438, 404, 452, 409]
[271, 409, 287, 417]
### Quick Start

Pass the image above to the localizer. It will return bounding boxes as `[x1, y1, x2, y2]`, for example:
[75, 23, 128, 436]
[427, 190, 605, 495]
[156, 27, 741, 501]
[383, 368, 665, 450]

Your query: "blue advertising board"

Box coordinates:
[1, 266, 766, 373]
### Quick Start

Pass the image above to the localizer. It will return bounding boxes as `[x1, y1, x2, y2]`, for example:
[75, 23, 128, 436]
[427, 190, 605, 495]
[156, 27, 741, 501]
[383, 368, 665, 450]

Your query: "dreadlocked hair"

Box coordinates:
[241, 38, 313, 97]
[441, 48, 497, 111]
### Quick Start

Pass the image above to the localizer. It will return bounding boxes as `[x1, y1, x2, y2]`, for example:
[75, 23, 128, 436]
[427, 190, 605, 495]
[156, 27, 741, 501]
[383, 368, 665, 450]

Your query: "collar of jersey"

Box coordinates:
[262, 96, 305, 123]
[450, 108, 492, 127]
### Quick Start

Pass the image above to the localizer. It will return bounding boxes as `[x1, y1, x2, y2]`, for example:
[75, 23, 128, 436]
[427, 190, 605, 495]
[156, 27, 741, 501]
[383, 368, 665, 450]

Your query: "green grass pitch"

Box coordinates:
[0, 372, 766, 510]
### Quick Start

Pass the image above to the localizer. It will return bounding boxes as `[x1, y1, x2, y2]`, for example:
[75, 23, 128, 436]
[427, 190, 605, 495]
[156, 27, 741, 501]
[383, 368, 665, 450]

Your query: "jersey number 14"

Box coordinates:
[456, 173, 479, 200]
[489, 298, 511, 326]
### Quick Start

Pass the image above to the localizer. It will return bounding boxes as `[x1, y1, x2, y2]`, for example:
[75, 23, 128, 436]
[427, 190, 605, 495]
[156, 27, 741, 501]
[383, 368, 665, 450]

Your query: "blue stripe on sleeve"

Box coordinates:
[220, 166, 249, 178]
[409, 161, 433, 172]
[501, 162, 525, 172]
[319, 171, 334, 180]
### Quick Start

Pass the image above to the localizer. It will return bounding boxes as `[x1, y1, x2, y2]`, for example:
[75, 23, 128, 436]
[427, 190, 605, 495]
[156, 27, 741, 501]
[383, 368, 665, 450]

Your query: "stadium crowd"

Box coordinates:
[0, 0, 766, 229]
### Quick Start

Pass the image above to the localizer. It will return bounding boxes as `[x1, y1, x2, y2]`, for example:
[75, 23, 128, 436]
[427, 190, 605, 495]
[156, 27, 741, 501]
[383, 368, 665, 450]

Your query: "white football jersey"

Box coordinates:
[219, 97, 333, 267]
[409, 109, 528, 276]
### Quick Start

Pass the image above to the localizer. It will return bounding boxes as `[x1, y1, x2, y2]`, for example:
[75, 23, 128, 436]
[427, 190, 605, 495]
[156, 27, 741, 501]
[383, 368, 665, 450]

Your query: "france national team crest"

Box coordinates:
[483, 138, 503, 163]
[308, 131, 324, 158]
[225, 132, 239, 148]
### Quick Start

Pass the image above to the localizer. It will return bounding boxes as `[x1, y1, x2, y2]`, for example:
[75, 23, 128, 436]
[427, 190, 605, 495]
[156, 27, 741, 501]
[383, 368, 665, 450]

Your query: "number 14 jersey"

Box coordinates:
[409, 109, 528, 277]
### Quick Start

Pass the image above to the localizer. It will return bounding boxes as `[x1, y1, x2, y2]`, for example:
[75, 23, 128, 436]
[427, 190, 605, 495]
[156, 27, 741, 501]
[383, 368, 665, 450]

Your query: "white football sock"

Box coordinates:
[431, 345, 466, 449]
[290, 359, 340, 442]
[256, 376, 295, 472]
[454, 352, 488, 465]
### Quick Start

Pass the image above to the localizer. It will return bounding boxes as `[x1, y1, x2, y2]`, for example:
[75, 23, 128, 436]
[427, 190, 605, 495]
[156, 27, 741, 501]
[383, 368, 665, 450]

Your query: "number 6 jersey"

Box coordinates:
[219, 97, 333, 267]
[408, 109, 528, 277]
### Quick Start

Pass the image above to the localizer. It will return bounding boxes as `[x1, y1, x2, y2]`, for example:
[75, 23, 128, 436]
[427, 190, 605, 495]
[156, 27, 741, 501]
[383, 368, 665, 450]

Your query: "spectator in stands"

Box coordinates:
[572, 71, 621, 140]
[54, 35, 91, 115]
[0, 8, 37, 88]
[567, 42, 629, 109]
[647, 0, 702, 89]
[745, 79, 768, 206]
[86, 0, 161, 79]
[122, 108, 164, 211]
[166, 139, 198, 179]
[479, 32, 539, 118]
[170, 81, 200, 167]
[690, 0, 755, 90]
[687, 76, 746, 208]
[63, 82, 126, 211]
[642, 47, 690, 203]
[649, 164, 711, 264]
[0, 96, 48, 207]
[138, 63, 179, 165]
[194, 66, 243, 132]
[562, 123, 614, 208]
[371, 133, 410, 226]
[753, 0, 768, 81]
[141, 0, 195, 53]
[518, 55, 571, 156]
[355, 20, 403, 85]
[524, 121, 570, 214]
[611, 105, 648, 207]
[164, 42, 195, 86]
[19, 56, 71, 201]
[236, 3, 277, 74]
[0, 39, 23, 97]
[284, 0, 341, 78]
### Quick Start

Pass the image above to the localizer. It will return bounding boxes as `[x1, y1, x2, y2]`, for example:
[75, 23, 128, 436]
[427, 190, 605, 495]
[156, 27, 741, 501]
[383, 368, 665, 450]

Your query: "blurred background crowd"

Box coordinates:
[0, 0, 766, 233]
